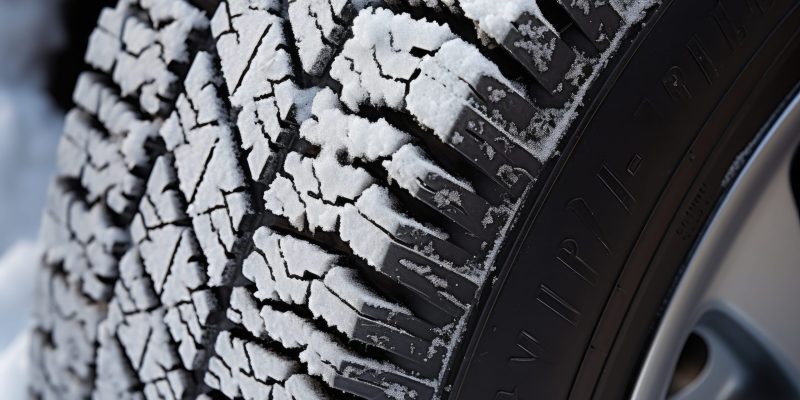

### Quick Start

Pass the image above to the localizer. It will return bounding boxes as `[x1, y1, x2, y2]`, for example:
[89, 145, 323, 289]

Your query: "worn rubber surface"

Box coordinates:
[30, 0, 657, 398]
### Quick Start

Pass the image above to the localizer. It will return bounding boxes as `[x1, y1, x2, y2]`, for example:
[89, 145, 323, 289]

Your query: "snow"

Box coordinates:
[308, 280, 360, 335]
[0, 0, 66, 397]
[280, 234, 339, 277]
[383, 143, 473, 195]
[0, 90, 62, 250]
[459, 0, 552, 41]
[329, 7, 455, 110]
[356, 185, 448, 240]
[0, 242, 40, 350]
[323, 266, 412, 315]
[288, 0, 340, 75]
[86, 0, 208, 115]
[301, 88, 412, 161]
[406, 38, 521, 143]
[514, 21, 557, 72]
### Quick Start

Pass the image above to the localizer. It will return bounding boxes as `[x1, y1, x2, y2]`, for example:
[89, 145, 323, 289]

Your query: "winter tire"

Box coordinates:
[31, 0, 800, 398]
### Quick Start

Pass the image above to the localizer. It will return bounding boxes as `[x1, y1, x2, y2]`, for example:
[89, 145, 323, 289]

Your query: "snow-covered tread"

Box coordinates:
[33, 0, 657, 398]
[85, 0, 208, 115]
[32, 0, 214, 398]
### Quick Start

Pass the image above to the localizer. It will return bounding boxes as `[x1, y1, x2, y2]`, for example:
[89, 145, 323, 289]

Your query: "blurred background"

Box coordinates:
[0, 0, 109, 397]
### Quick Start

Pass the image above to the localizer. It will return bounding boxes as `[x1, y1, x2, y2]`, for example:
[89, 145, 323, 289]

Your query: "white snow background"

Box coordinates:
[0, 0, 66, 397]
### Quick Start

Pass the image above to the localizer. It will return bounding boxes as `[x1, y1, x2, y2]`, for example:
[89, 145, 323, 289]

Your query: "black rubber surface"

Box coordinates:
[449, 0, 800, 398]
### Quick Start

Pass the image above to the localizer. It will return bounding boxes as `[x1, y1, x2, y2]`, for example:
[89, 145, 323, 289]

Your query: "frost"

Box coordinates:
[572, 0, 592, 15]
[432, 189, 462, 209]
[514, 21, 556, 72]
[399, 259, 448, 289]
[385, 383, 417, 400]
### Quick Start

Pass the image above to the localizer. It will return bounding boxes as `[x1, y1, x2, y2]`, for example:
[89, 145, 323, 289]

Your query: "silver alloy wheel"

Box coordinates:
[632, 91, 800, 400]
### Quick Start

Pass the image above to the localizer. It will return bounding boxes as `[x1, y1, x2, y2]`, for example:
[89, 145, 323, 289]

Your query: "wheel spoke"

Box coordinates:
[634, 92, 800, 400]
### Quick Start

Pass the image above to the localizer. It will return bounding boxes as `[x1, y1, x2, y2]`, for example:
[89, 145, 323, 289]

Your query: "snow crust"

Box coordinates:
[205, 330, 302, 399]
[302, 89, 412, 161]
[86, 0, 208, 114]
[162, 51, 251, 287]
[330, 7, 455, 110]
[212, 1, 297, 181]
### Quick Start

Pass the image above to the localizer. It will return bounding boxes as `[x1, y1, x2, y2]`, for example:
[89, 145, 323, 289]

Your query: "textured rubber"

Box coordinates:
[31, 0, 656, 399]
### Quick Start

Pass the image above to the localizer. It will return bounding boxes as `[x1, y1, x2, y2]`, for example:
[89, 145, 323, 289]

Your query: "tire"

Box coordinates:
[28, 0, 800, 399]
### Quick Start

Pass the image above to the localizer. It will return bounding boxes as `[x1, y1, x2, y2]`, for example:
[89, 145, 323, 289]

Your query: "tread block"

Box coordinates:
[260, 305, 435, 399]
[160, 51, 251, 286]
[308, 271, 444, 377]
[330, 7, 456, 110]
[288, 0, 360, 75]
[30, 268, 105, 399]
[455, 2, 576, 91]
[384, 144, 496, 238]
[339, 205, 467, 322]
[242, 227, 337, 305]
[212, 0, 308, 182]
[407, 40, 543, 171]
[332, 361, 435, 400]
[205, 331, 302, 399]
[556, 0, 623, 49]
[318, 266, 437, 340]
[502, 12, 576, 92]
[40, 183, 128, 301]
[85, 0, 208, 115]
[355, 185, 472, 267]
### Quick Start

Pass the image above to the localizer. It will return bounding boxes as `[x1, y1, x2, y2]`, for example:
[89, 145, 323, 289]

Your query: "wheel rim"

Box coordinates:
[632, 90, 800, 399]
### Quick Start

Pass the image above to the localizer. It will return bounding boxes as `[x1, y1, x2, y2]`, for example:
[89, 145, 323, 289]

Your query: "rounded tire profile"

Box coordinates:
[29, 0, 800, 399]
